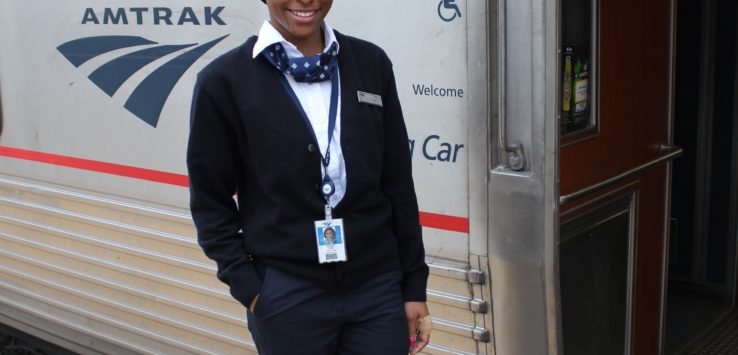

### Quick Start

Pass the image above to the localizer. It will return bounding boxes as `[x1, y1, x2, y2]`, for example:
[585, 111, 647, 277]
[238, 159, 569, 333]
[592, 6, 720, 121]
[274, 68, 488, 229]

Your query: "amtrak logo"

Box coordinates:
[57, 35, 227, 127]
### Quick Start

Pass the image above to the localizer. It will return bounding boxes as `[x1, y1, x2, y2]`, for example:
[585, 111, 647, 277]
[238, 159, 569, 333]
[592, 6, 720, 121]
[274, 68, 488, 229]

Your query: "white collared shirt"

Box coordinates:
[253, 21, 346, 208]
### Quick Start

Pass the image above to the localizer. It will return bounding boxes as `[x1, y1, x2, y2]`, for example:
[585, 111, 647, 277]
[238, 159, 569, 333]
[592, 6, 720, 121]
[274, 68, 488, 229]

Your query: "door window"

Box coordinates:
[561, 0, 597, 139]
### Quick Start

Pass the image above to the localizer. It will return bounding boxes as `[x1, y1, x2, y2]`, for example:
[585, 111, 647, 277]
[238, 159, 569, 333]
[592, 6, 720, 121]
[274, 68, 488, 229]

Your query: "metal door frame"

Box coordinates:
[487, 0, 561, 353]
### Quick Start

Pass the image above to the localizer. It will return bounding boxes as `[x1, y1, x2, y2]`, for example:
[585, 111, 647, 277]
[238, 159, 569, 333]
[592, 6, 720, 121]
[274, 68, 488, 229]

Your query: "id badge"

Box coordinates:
[314, 218, 347, 263]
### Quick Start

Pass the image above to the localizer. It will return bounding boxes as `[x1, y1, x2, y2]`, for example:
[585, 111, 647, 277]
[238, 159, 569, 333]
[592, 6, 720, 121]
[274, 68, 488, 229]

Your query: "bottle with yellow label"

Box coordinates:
[561, 45, 589, 134]
[561, 45, 575, 134]
[571, 57, 589, 128]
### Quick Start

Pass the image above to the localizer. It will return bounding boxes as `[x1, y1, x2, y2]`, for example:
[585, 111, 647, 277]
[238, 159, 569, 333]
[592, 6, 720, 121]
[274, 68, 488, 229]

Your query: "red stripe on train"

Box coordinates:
[0, 146, 469, 233]
[0, 146, 189, 187]
[419, 212, 469, 233]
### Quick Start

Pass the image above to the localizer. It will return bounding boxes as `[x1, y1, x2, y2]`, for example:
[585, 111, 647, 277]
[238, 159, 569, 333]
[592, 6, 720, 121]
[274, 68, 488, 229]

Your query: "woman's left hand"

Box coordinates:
[405, 301, 431, 354]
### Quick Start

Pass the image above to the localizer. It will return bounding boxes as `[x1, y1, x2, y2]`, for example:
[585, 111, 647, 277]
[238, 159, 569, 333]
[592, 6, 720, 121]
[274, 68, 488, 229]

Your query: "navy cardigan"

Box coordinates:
[187, 31, 428, 309]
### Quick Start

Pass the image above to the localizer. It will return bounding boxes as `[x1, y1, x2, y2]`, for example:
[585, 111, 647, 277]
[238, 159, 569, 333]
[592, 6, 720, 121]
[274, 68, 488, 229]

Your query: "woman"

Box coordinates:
[187, 0, 430, 353]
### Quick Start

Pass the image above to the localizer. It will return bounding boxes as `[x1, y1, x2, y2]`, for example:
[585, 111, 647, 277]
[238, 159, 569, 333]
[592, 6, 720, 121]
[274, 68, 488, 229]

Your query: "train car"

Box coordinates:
[1, 0, 737, 354]
[0, 1, 491, 354]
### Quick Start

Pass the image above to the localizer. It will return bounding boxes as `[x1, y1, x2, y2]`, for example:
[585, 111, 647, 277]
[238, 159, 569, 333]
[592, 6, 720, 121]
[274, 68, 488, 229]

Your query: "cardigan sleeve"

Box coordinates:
[378, 55, 429, 302]
[187, 78, 262, 309]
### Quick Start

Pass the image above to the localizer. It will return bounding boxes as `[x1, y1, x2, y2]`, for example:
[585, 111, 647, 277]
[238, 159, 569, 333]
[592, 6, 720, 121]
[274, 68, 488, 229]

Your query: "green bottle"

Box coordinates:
[561, 45, 575, 134]
[571, 57, 589, 128]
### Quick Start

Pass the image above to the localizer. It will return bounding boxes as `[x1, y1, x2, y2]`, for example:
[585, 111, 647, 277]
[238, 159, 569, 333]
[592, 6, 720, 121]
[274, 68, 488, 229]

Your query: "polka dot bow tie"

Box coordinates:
[262, 42, 339, 83]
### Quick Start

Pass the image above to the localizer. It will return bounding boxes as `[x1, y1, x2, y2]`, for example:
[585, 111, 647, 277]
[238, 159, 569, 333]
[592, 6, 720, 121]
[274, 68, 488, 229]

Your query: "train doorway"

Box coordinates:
[664, 0, 738, 353]
[557, 0, 676, 353]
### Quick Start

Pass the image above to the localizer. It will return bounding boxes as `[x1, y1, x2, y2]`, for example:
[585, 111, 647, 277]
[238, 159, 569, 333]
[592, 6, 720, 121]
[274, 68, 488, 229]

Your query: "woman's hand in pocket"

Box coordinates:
[249, 294, 260, 312]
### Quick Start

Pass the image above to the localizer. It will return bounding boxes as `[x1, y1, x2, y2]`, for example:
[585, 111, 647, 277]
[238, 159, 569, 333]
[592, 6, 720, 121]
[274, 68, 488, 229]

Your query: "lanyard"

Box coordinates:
[276, 69, 339, 205]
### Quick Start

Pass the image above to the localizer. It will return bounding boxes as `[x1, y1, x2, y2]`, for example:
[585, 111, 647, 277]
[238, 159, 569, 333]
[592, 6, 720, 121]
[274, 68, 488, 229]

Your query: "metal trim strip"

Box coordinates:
[0, 248, 243, 325]
[0, 269, 250, 349]
[433, 317, 487, 338]
[0, 213, 213, 274]
[424, 342, 476, 355]
[559, 146, 682, 205]
[429, 262, 485, 284]
[0, 195, 197, 249]
[0, 229, 230, 300]
[0, 287, 233, 354]
[427, 289, 488, 313]
[0, 175, 192, 224]
[0, 300, 149, 355]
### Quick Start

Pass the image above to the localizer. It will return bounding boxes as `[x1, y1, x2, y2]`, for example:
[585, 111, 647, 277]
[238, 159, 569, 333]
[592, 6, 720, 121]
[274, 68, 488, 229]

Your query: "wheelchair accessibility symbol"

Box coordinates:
[438, 0, 462, 22]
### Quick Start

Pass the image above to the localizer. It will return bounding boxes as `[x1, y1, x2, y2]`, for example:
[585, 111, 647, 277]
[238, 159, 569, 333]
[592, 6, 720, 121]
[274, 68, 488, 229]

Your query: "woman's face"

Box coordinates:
[267, 0, 333, 51]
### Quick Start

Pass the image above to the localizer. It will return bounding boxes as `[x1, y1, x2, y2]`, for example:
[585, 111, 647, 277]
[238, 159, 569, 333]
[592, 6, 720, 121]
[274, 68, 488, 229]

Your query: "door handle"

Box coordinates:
[494, 0, 526, 172]
[559, 145, 682, 204]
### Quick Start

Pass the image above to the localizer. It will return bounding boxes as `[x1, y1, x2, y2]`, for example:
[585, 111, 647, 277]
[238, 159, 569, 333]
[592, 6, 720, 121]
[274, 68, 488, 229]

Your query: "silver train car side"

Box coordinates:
[0, 1, 495, 354]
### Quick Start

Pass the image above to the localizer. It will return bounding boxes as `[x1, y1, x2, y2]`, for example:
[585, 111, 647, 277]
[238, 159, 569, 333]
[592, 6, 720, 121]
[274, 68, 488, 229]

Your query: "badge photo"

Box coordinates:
[314, 219, 347, 263]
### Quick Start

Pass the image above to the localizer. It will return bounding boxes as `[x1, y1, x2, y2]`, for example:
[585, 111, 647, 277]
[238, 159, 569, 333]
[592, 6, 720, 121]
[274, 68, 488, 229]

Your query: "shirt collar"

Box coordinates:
[252, 20, 340, 59]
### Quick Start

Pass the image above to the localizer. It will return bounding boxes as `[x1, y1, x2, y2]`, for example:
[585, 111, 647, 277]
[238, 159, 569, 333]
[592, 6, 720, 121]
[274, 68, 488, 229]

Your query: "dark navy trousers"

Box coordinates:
[246, 266, 409, 355]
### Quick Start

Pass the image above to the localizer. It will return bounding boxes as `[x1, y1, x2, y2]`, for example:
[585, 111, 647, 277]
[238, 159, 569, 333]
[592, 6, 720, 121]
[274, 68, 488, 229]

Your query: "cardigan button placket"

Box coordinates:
[307, 143, 317, 154]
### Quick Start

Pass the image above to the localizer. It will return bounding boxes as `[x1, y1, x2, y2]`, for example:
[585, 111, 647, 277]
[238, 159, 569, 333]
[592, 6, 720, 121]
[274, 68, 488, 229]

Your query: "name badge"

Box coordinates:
[357, 91, 383, 108]
[314, 218, 347, 263]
